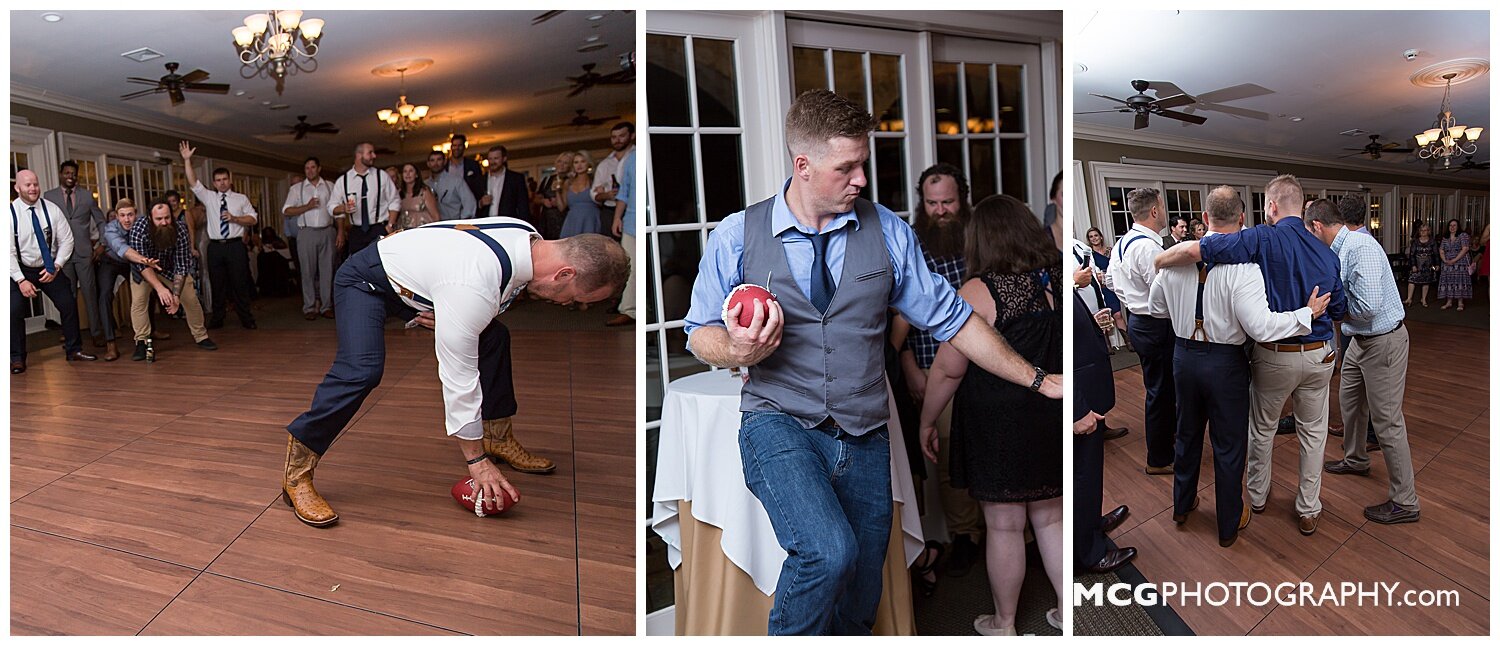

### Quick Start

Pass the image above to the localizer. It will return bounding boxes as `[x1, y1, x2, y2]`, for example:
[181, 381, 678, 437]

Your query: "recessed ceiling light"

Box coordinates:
[587, 14, 605, 21]
[577, 43, 607, 53]
[586, 35, 600, 42]
[41, 13, 62, 23]
[1289, 117, 1303, 122]
[121, 47, 164, 63]
[261, 101, 271, 106]
[269, 104, 290, 110]
[234, 90, 247, 96]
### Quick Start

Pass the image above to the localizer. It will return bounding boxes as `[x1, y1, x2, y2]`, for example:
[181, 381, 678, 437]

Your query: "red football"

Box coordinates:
[451, 477, 517, 517]
[723, 284, 778, 328]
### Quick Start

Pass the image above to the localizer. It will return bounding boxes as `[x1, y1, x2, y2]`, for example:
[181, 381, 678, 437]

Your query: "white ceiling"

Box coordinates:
[9, 10, 636, 165]
[1073, 10, 1489, 178]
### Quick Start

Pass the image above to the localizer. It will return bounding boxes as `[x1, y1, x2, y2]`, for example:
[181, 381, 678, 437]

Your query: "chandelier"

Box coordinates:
[1414, 73, 1483, 166]
[231, 10, 324, 84]
[377, 66, 430, 140]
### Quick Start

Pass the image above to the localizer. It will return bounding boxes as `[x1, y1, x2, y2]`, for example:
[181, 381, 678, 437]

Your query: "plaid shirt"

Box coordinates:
[905, 251, 966, 368]
[1331, 227, 1402, 337]
[126, 216, 194, 284]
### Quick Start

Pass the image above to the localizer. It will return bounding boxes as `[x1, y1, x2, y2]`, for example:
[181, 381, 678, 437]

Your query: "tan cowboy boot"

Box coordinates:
[282, 433, 338, 527]
[483, 418, 555, 474]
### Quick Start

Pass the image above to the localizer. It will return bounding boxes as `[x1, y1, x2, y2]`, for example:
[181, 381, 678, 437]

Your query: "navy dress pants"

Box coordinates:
[1127, 313, 1178, 468]
[10, 266, 81, 363]
[1172, 339, 1250, 541]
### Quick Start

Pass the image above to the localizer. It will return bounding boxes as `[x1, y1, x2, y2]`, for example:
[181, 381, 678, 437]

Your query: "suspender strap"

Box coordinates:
[10, 202, 54, 262]
[388, 222, 533, 307]
[1191, 262, 1209, 342]
[1117, 232, 1154, 260]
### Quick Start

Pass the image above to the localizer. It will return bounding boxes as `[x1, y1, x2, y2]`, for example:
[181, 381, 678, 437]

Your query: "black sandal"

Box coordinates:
[912, 540, 944, 597]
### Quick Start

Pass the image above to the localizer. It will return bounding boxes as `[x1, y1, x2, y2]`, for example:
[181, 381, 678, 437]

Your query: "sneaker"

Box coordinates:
[1364, 500, 1420, 524]
[197, 338, 218, 351]
[1276, 415, 1296, 435]
[132, 341, 148, 361]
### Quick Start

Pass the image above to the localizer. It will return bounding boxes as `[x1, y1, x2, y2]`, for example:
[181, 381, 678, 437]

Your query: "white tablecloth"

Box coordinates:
[651, 369, 923, 595]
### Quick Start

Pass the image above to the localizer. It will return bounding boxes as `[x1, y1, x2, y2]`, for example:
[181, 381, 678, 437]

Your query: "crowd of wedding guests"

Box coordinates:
[1072, 175, 1462, 575]
[10, 124, 639, 372]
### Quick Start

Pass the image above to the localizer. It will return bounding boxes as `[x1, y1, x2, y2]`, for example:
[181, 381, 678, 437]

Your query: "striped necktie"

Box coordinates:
[219, 194, 230, 238]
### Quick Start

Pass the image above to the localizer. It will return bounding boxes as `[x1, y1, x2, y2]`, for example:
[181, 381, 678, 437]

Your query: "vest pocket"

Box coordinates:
[853, 267, 888, 282]
[850, 374, 884, 396]
[759, 374, 810, 396]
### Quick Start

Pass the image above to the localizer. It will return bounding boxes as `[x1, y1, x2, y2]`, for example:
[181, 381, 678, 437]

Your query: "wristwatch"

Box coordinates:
[1029, 366, 1047, 392]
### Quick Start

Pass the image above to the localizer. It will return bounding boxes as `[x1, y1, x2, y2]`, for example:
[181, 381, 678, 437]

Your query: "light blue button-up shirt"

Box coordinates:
[1331, 226, 1403, 336]
[684, 178, 973, 351]
[101, 219, 131, 263]
[617, 151, 636, 236]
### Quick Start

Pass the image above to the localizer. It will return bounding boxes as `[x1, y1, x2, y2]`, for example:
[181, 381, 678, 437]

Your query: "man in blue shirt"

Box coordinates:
[95, 199, 162, 361]
[1307, 199, 1420, 525]
[607, 149, 635, 327]
[1156, 174, 1346, 537]
[683, 90, 1059, 635]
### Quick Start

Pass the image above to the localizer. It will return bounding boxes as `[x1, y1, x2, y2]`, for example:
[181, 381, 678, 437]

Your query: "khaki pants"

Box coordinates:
[1339, 326, 1420, 509]
[619, 232, 636, 319]
[1245, 343, 1336, 516]
[928, 368, 981, 541]
[130, 275, 208, 343]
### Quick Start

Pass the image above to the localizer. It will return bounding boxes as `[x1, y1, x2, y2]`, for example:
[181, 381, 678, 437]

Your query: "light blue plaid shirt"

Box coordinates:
[1331, 227, 1402, 336]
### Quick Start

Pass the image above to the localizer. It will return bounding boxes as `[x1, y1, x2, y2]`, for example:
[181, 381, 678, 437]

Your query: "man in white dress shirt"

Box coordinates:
[1148, 186, 1328, 547]
[10, 170, 98, 373]
[281, 219, 630, 526]
[330, 142, 401, 258]
[1103, 187, 1176, 475]
[592, 121, 634, 235]
[283, 156, 338, 320]
[179, 141, 259, 330]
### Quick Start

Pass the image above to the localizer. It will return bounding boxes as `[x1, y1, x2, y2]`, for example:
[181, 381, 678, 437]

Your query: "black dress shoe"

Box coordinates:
[1276, 415, 1296, 435]
[1323, 459, 1370, 476]
[1083, 547, 1137, 573]
[132, 341, 148, 361]
[66, 351, 98, 361]
[10, 361, 25, 374]
[1102, 426, 1130, 441]
[197, 338, 218, 351]
[1101, 505, 1130, 533]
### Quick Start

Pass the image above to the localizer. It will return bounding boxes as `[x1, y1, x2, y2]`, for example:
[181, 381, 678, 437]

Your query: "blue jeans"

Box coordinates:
[738, 411, 892, 636]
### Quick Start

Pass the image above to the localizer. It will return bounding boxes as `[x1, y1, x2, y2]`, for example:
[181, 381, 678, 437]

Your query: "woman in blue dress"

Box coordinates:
[558, 150, 602, 238]
[1085, 227, 1126, 343]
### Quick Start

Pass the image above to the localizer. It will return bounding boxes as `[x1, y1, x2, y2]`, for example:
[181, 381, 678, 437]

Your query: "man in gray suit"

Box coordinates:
[43, 160, 106, 347]
[425, 150, 476, 222]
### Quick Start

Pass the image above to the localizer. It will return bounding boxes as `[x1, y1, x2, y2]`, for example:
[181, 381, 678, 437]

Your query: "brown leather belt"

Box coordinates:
[1257, 341, 1325, 353]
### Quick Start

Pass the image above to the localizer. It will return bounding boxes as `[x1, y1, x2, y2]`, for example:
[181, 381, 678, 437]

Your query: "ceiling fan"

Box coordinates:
[1142, 81, 1273, 123]
[120, 62, 229, 106]
[1076, 79, 1206, 130]
[285, 115, 339, 140]
[531, 10, 564, 25]
[1338, 134, 1414, 160]
[534, 63, 634, 98]
[1434, 155, 1489, 172]
[545, 109, 623, 129]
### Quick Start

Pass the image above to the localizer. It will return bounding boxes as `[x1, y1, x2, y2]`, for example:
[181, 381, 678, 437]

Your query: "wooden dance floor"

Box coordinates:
[9, 300, 634, 635]
[1098, 320, 1488, 635]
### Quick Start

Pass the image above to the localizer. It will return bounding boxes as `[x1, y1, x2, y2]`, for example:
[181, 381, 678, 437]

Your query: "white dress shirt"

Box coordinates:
[283, 177, 336, 229]
[331, 167, 400, 228]
[592, 149, 629, 208]
[486, 169, 507, 217]
[1148, 231, 1312, 345]
[9, 197, 74, 282]
[378, 217, 537, 439]
[1105, 222, 1166, 317]
[189, 181, 259, 240]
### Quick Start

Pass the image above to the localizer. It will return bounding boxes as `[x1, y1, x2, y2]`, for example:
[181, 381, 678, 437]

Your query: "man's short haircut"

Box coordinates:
[304, 156, 321, 168]
[428, 149, 446, 159]
[784, 89, 878, 159]
[212, 167, 231, 179]
[113, 197, 135, 213]
[611, 121, 635, 135]
[1265, 174, 1304, 213]
[1126, 187, 1161, 221]
[488, 145, 508, 157]
[560, 233, 632, 295]
[1304, 198, 1342, 228]
[59, 160, 79, 173]
[916, 163, 969, 202]
[450, 133, 467, 144]
[1204, 185, 1242, 226]
[354, 142, 373, 155]
[1171, 216, 1189, 229]
[1336, 195, 1367, 227]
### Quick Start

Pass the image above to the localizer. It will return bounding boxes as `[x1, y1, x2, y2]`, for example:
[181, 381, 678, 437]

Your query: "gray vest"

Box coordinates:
[740, 196, 893, 435]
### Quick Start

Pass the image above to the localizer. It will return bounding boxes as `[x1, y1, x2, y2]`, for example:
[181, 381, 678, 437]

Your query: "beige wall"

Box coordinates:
[13, 103, 297, 172]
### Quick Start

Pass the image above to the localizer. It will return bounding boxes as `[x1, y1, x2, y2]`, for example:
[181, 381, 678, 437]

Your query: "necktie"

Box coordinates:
[65, 188, 74, 213]
[219, 193, 230, 238]
[809, 231, 835, 315]
[30, 206, 55, 274]
[360, 174, 370, 232]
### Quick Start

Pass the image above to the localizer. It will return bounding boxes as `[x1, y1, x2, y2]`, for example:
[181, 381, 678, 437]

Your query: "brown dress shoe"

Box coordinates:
[322, 309, 335, 319]
[304, 312, 319, 321]
[1298, 512, 1320, 536]
[282, 434, 338, 527]
[1145, 463, 1173, 475]
[1083, 547, 1137, 573]
[1173, 495, 1199, 524]
[483, 418, 555, 474]
[1101, 505, 1130, 533]
[103, 341, 120, 362]
[10, 361, 25, 374]
[1221, 503, 1253, 547]
[605, 313, 634, 327]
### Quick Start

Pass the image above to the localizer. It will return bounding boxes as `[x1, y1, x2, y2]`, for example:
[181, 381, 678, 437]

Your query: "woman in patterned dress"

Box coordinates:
[1405, 221, 1437, 307]
[1438, 218, 1472, 310]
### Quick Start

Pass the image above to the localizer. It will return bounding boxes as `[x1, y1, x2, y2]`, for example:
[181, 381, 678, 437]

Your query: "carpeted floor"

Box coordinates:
[913, 539, 1063, 636]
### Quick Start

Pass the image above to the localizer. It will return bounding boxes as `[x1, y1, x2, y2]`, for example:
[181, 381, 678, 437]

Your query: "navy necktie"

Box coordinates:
[219, 193, 230, 238]
[30, 206, 55, 273]
[809, 231, 835, 314]
[360, 174, 370, 232]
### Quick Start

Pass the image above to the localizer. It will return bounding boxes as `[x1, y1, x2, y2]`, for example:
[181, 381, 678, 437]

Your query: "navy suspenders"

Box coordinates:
[10, 201, 54, 266]
[1191, 262, 1209, 341]
[389, 221, 534, 308]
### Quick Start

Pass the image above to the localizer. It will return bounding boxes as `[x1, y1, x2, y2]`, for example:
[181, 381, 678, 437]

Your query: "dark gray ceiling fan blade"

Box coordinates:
[1074, 109, 1129, 114]
[178, 69, 211, 85]
[532, 10, 563, 25]
[1194, 83, 1273, 104]
[1088, 93, 1131, 105]
[1134, 113, 1149, 130]
[183, 82, 230, 93]
[1152, 93, 1196, 110]
[1383, 148, 1414, 154]
[1144, 81, 1188, 98]
[120, 87, 163, 100]
[309, 123, 335, 130]
[126, 78, 161, 85]
[1336, 151, 1369, 159]
[1156, 109, 1207, 124]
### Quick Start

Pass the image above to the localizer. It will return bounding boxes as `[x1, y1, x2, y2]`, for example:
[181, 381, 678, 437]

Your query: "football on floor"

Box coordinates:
[451, 477, 518, 516]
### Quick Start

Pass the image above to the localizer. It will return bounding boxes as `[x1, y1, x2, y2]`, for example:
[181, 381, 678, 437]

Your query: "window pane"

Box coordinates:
[874, 138, 906, 212]
[792, 47, 827, 97]
[932, 62, 960, 135]
[999, 139, 1026, 202]
[647, 34, 691, 127]
[693, 38, 739, 128]
[75, 159, 100, 203]
[1108, 187, 1134, 240]
[832, 50, 866, 111]
[870, 54, 903, 132]
[649, 134, 698, 225]
[936, 139, 963, 172]
[140, 166, 168, 205]
[647, 233, 659, 325]
[700, 134, 745, 222]
[658, 230, 702, 323]
[996, 65, 1025, 133]
[647, 330, 664, 423]
[969, 139, 995, 203]
[106, 162, 135, 212]
[965, 64, 994, 133]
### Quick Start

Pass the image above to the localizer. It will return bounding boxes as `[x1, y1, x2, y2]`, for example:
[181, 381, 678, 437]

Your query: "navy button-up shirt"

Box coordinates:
[1198, 215, 1346, 343]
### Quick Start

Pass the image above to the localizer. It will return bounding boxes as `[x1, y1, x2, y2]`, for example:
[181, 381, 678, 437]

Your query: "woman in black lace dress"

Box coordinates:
[918, 194, 1063, 635]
